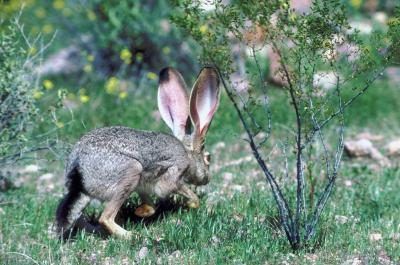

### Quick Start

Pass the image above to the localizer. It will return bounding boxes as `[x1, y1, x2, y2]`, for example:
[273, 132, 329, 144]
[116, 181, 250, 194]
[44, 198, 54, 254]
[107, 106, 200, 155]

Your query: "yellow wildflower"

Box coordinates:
[53, 0, 65, 10]
[147, 72, 157, 80]
[43, 80, 54, 90]
[28, 46, 37, 55]
[80, 95, 90, 103]
[105, 77, 119, 94]
[199, 25, 208, 34]
[119, 91, 128, 99]
[87, 54, 95, 62]
[120, 48, 132, 64]
[162, 47, 171, 55]
[33, 90, 43, 99]
[55, 121, 65, 128]
[83, 64, 93, 73]
[42, 24, 54, 34]
[34, 8, 46, 18]
[350, 0, 362, 9]
[87, 10, 96, 21]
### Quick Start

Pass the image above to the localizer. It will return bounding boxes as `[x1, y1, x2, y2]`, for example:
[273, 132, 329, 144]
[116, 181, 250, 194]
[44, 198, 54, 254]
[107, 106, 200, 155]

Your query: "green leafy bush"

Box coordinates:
[0, 19, 38, 160]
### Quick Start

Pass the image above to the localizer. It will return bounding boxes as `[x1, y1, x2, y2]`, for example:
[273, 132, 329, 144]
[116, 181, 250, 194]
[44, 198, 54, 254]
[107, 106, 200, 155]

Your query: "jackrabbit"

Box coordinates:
[55, 67, 220, 239]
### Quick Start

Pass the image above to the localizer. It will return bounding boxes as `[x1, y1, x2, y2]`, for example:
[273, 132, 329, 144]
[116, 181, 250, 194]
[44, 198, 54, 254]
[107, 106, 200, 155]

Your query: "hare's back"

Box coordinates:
[70, 126, 187, 169]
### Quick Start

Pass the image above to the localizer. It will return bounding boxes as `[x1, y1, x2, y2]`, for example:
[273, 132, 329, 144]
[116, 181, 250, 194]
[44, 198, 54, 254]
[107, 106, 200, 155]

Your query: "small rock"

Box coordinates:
[335, 215, 349, 224]
[304, 253, 318, 263]
[385, 67, 400, 84]
[222, 172, 233, 183]
[337, 42, 360, 62]
[22, 164, 40, 173]
[390, 232, 400, 241]
[369, 233, 383, 242]
[355, 132, 383, 141]
[232, 185, 245, 193]
[211, 236, 220, 245]
[344, 139, 389, 166]
[168, 250, 182, 263]
[213, 142, 226, 151]
[378, 250, 392, 265]
[348, 20, 373, 35]
[385, 140, 400, 156]
[344, 180, 353, 187]
[39, 173, 54, 181]
[373, 12, 388, 25]
[120, 257, 130, 265]
[290, 0, 312, 14]
[342, 257, 362, 265]
[160, 19, 171, 33]
[313, 71, 340, 92]
[344, 139, 374, 157]
[36, 45, 84, 76]
[136, 247, 149, 261]
[199, 0, 216, 11]
[233, 213, 244, 222]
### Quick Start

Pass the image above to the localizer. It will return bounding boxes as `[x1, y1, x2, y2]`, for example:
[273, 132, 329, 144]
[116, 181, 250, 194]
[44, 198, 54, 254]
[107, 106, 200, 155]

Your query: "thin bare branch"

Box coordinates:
[305, 75, 345, 240]
[216, 66, 298, 248]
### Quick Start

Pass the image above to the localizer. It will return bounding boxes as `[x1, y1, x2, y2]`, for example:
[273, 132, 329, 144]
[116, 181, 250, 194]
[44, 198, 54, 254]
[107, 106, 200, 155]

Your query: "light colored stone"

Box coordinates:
[342, 257, 362, 265]
[385, 140, 400, 156]
[168, 250, 182, 263]
[390, 232, 400, 241]
[369, 233, 383, 241]
[345, 138, 389, 166]
[39, 173, 54, 181]
[355, 132, 383, 141]
[345, 139, 373, 157]
[290, 0, 312, 14]
[22, 164, 40, 173]
[335, 215, 349, 224]
[385, 67, 400, 84]
[344, 180, 353, 187]
[373, 12, 388, 25]
[222, 172, 233, 183]
[313, 71, 339, 91]
[348, 20, 373, 35]
[36, 46, 83, 76]
[136, 246, 149, 261]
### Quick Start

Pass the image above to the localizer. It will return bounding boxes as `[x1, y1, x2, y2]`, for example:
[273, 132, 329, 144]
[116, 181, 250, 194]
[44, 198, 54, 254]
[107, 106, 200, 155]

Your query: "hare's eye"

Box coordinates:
[204, 152, 211, 165]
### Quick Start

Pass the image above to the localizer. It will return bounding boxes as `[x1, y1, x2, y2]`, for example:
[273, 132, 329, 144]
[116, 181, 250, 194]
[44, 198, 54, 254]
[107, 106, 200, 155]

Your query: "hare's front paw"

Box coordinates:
[135, 204, 156, 217]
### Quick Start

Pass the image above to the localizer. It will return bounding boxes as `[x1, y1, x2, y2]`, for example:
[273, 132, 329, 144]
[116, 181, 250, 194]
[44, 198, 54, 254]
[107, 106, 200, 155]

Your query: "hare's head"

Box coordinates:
[158, 67, 220, 185]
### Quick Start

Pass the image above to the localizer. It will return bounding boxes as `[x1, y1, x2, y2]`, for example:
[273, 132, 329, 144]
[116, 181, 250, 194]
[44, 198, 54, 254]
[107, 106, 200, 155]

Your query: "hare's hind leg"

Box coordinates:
[99, 161, 142, 239]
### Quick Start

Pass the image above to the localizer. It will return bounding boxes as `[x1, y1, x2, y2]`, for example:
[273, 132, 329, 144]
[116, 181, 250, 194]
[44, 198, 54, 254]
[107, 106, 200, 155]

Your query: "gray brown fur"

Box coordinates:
[55, 67, 220, 239]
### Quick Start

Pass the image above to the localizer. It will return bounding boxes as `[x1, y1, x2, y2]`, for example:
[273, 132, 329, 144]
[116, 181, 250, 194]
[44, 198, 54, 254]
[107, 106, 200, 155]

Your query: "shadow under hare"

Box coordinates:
[55, 67, 221, 239]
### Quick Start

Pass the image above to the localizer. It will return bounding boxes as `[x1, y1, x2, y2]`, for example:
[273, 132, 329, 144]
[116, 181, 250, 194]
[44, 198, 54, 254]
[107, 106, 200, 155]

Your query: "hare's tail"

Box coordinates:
[55, 164, 90, 238]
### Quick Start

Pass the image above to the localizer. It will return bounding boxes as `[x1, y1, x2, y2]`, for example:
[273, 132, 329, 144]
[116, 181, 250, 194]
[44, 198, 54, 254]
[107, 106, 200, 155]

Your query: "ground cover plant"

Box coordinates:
[1, 0, 400, 264]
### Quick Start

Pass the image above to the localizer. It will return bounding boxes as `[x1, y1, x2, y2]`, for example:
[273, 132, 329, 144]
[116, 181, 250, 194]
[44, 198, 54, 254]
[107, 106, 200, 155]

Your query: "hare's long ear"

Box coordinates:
[158, 67, 190, 140]
[189, 67, 220, 149]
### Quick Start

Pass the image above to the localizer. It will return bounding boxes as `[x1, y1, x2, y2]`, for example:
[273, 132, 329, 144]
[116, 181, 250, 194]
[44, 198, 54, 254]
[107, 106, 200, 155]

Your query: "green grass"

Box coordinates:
[1, 70, 400, 264]
[0, 167, 399, 264]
